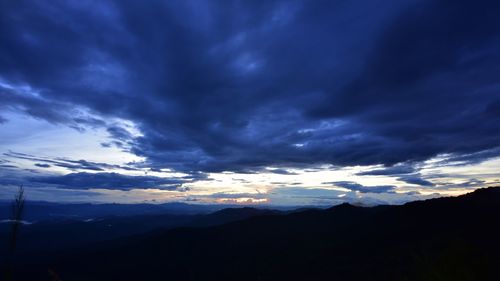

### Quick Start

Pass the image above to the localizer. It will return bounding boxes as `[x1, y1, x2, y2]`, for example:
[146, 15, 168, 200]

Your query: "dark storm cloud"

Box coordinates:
[309, 0, 500, 165]
[106, 125, 133, 143]
[397, 175, 434, 187]
[326, 181, 396, 194]
[461, 179, 485, 187]
[0, 161, 205, 191]
[440, 148, 500, 166]
[4, 151, 137, 171]
[1, 0, 500, 174]
[0, 83, 76, 124]
[30, 172, 189, 190]
[356, 164, 416, 176]
[356, 164, 436, 188]
[266, 168, 298, 175]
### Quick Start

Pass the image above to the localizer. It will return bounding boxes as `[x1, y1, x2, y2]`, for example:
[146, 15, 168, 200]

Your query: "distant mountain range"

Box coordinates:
[0, 201, 309, 221]
[0, 201, 240, 221]
[4, 187, 500, 281]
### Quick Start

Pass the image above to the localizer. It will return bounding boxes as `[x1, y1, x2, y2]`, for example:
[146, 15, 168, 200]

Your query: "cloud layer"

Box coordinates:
[30, 172, 188, 191]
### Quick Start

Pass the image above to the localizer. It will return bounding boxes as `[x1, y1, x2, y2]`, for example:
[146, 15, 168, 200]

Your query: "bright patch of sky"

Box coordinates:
[0, 111, 143, 171]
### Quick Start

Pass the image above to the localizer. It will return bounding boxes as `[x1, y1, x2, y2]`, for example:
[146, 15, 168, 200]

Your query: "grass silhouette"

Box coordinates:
[4, 185, 25, 281]
[3, 186, 63, 281]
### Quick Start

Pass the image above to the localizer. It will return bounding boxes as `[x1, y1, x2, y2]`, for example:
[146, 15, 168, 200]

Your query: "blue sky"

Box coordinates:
[1, 0, 500, 205]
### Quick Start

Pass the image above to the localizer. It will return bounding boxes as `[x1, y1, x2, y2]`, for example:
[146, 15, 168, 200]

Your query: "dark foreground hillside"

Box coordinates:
[11, 187, 500, 281]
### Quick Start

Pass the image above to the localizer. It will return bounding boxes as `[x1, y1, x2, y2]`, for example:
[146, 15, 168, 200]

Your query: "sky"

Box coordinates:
[1, 0, 500, 206]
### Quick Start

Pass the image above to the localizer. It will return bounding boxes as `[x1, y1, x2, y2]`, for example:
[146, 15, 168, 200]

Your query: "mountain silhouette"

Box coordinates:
[0, 206, 281, 266]
[9, 187, 500, 281]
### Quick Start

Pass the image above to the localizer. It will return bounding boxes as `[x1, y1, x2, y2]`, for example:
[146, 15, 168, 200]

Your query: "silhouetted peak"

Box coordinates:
[327, 202, 357, 212]
[190, 207, 275, 227]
